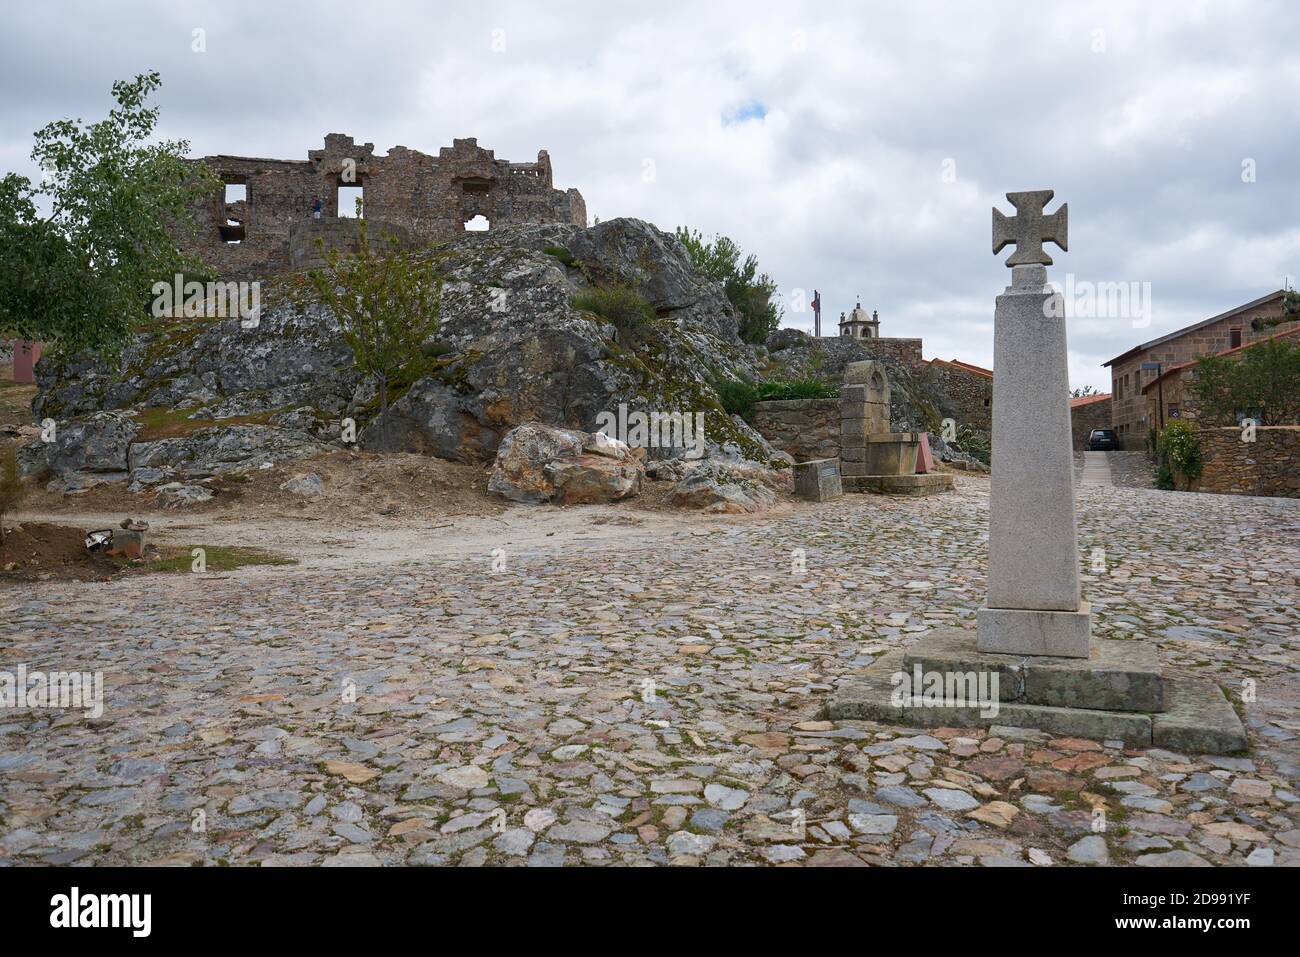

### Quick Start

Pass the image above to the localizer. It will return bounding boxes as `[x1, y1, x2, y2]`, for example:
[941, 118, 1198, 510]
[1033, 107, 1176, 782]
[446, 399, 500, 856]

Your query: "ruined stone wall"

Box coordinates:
[1186, 426, 1300, 498]
[288, 218, 417, 271]
[750, 398, 839, 462]
[178, 135, 587, 280]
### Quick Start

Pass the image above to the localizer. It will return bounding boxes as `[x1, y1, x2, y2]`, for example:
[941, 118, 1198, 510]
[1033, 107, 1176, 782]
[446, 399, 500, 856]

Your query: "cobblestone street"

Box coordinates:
[2, 475, 1297, 867]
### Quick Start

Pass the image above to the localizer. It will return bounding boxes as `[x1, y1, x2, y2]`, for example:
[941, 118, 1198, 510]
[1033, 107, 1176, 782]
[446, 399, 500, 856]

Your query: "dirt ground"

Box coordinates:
[0, 521, 125, 581]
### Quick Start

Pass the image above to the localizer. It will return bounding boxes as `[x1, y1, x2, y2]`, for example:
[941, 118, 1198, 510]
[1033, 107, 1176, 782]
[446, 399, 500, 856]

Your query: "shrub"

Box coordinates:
[0, 447, 25, 544]
[715, 378, 761, 419]
[1154, 419, 1202, 486]
[675, 227, 782, 344]
[572, 283, 654, 330]
[955, 424, 991, 465]
[713, 376, 839, 421]
[755, 378, 840, 402]
[1155, 462, 1175, 490]
[305, 216, 442, 444]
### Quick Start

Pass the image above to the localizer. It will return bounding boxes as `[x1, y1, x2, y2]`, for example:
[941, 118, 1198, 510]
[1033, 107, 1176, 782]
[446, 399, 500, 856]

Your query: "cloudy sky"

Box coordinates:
[3, 0, 1298, 390]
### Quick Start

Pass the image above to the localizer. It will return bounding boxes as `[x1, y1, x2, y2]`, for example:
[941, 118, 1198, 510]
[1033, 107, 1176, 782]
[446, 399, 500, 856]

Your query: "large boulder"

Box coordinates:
[488, 422, 644, 505]
[31, 218, 780, 474]
[46, 412, 138, 474]
[127, 425, 326, 478]
[668, 460, 789, 514]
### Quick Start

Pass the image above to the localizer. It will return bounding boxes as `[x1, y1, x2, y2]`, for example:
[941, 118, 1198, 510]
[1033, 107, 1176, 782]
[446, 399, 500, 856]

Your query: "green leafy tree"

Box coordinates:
[306, 210, 442, 446]
[0, 71, 218, 355]
[1191, 336, 1300, 425]
[675, 227, 782, 345]
[1071, 385, 1098, 398]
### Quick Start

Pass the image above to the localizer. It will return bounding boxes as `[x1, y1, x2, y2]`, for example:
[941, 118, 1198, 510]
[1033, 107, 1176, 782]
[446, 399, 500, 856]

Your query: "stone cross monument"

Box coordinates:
[977, 190, 1091, 658]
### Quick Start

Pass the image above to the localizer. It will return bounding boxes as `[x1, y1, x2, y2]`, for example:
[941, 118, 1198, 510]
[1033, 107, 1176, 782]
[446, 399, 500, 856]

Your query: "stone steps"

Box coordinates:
[826, 638, 1248, 753]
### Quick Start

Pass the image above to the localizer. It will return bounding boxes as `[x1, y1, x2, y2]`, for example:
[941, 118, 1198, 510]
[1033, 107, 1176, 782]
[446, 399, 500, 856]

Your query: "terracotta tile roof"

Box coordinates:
[1069, 393, 1112, 409]
[1140, 325, 1300, 393]
[1104, 289, 1285, 368]
[930, 358, 994, 378]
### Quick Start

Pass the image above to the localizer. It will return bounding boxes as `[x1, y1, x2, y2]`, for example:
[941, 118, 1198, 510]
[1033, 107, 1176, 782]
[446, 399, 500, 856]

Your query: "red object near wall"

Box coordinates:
[915, 432, 935, 473]
[11, 340, 42, 384]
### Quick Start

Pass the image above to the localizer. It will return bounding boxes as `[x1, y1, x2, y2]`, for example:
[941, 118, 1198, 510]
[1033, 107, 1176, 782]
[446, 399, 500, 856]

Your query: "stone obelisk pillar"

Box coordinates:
[977, 190, 1091, 658]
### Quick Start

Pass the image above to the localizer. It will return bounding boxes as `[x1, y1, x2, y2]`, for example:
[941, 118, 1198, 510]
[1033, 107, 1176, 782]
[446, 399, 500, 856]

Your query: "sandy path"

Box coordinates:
[10, 503, 734, 571]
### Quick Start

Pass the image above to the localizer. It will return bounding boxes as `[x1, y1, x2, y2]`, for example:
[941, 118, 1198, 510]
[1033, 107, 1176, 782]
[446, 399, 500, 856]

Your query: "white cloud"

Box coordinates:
[2, 0, 1298, 392]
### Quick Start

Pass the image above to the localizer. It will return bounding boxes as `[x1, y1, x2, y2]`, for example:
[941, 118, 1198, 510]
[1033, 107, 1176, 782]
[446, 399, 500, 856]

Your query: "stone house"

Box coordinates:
[1069, 392, 1112, 448]
[176, 134, 587, 279]
[1103, 289, 1299, 449]
[1141, 325, 1300, 428]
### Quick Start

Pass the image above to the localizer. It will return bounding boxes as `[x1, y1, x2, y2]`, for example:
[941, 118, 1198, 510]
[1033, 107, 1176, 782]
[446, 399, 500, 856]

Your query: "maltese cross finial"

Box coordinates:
[992, 189, 1068, 266]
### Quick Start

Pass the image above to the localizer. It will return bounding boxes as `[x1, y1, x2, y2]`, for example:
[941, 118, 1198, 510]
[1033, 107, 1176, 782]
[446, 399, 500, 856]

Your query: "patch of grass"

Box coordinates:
[131, 406, 280, 441]
[143, 545, 296, 574]
[543, 245, 576, 267]
[572, 283, 654, 330]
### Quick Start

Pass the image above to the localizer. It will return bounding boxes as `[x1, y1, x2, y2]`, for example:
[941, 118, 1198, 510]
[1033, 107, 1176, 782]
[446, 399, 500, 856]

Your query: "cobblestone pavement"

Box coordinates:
[2, 477, 1297, 867]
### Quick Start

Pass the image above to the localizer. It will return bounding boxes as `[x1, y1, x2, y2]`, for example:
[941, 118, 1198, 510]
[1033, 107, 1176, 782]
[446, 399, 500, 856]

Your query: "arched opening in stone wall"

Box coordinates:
[337, 185, 364, 218]
[464, 215, 490, 232]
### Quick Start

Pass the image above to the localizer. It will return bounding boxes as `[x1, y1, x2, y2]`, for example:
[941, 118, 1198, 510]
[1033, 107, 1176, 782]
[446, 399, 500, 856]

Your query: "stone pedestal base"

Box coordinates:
[842, 473, 954, 496]
[793, 458, 842, 502]
[977, 602, 1091, 658]
[825, 629, 1247, 753]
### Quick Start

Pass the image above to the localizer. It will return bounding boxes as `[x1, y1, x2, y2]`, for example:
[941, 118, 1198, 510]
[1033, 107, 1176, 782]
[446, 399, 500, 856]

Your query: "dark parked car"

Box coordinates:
[1087, 429, 1118, 451]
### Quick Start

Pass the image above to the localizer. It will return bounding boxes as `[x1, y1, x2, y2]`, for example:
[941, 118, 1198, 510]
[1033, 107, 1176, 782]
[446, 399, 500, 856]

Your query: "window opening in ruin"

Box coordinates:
[224, 183, 246, 218]
[221, 182, 246, 244]
[1230, 328, 1242, 349]
[338, 185, 364, 218]
[461, 178, 491, 195]
[464, 215, 490, 232]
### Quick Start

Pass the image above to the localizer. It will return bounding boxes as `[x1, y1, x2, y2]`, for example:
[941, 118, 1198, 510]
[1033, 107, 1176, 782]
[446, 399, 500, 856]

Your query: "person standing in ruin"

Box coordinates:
[311, 194, 322, 219]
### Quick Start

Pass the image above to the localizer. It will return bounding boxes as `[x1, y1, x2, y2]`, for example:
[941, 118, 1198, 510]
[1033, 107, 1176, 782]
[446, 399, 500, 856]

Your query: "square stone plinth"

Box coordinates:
[977, 602, 1091, 658]
[902, 628, 1163, 712]
[842, 473, 954, 495]
[826, 651, 1153, 746]
[824, 648, 1248, 753]
[793, 458, 842, 502]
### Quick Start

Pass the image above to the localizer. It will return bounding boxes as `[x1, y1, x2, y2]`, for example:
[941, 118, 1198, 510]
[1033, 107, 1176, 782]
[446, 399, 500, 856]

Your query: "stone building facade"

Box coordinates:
[1141, 326, 1300, 430]
[1104, 290, 1300, 449]
[1069, 393, 1112, 449]
[178, 134, 588, 279]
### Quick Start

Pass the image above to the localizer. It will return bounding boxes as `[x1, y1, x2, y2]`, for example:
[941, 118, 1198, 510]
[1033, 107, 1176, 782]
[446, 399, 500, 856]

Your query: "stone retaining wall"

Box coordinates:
[750, 398, 839, 462]
[1187, 426, 1300, 497]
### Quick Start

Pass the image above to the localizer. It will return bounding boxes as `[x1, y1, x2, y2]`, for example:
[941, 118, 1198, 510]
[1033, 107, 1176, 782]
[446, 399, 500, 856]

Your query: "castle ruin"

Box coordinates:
[179, 134, 587, 278]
